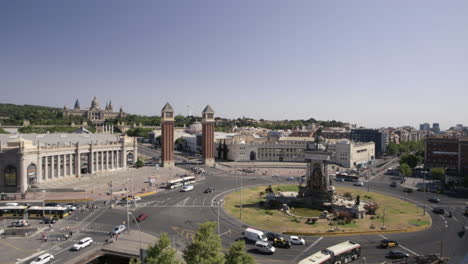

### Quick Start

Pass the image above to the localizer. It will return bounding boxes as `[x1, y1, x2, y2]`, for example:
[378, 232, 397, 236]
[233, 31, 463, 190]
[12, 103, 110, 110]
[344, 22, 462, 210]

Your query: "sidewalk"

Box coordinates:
[24, 166, 190, 201]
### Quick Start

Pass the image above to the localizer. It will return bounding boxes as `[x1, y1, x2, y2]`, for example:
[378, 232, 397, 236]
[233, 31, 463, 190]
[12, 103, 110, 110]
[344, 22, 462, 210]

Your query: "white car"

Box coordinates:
[30, 253, 54, 264]
[72, 237, 93, 251]
[110, 224, 126, 235]
[353, 181, 364, 186]
[181, 185, 194, 192]
[289, 236, 306, 245]
[64, 204, 77, 211]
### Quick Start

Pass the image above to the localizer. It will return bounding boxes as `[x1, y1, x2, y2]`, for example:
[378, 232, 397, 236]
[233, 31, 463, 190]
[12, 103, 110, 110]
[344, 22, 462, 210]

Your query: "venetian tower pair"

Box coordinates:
[161, 103, 215, 168]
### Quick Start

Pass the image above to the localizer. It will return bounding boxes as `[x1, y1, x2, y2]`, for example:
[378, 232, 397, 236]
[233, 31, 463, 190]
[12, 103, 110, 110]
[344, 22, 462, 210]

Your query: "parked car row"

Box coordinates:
[244, 228, 305, 254]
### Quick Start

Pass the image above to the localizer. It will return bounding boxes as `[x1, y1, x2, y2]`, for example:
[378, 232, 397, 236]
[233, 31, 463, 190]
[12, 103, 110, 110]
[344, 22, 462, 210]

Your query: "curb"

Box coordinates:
[283, 223, 431, 237]
[45, 198, 94, 203]
[135, 191, 157, 198]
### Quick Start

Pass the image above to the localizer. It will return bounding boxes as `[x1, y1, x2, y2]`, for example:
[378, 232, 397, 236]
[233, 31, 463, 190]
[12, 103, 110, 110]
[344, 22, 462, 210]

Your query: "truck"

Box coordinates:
[244, 228, 267, 242]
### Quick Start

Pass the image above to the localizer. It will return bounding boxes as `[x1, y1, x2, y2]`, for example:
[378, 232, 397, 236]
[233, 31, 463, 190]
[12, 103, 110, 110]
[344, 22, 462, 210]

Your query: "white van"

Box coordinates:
[6, 203, 19, 206]
[244, 227, 267, 242]
[181, 185, 194, 192]
[255, 241, 275, 254]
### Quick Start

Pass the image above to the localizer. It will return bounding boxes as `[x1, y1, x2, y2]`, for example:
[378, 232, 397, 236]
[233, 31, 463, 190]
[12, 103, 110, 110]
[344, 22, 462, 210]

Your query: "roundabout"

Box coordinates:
[222, 184, 431, 236]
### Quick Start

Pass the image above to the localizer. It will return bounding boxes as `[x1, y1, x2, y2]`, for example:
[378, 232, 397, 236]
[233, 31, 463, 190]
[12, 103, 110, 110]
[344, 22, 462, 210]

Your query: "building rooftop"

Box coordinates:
[0, 133, 122, 148]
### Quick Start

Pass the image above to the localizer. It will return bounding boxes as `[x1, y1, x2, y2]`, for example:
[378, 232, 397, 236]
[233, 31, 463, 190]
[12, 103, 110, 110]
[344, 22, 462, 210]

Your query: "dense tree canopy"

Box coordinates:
[183, 221, 225, 264]
[225, 240, 257, 264]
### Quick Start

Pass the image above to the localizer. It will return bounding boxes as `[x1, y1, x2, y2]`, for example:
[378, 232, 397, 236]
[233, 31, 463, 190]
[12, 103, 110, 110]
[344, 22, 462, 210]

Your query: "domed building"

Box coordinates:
[63, 97, 125, 124]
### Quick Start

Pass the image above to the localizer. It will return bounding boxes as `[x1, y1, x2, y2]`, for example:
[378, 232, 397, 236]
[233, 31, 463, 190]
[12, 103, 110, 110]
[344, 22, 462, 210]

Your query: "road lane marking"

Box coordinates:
[291, 236, 324, 263]
[379, 234, 419, 256]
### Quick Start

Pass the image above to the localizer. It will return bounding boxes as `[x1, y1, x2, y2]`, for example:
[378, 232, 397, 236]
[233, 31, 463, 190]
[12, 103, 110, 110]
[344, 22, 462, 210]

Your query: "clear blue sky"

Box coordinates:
[1, 0, 467, 129]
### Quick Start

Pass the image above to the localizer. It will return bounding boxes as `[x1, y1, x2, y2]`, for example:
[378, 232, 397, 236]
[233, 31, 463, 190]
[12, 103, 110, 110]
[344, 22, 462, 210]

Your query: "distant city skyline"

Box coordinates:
[1, 1, 467, 130]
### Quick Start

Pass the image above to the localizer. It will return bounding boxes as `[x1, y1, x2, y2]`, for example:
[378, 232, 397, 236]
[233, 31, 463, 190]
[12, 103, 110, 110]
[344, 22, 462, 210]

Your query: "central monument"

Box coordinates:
[298, 131, 335, 209]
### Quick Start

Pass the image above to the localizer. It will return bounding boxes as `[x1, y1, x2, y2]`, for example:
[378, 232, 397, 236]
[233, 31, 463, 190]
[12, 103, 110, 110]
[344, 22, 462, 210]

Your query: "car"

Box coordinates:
[403, 188, 414, 193]
[380, 239, 398, 248]
[181, 185, 194, 192]
[44, 202, 59, 207]
[289, 236, 306, 245]
[64, 204, 77, 211]
[287, 176, 295, 181]
[265, 232, 283, 241]
[432, 208, 445, 214]
[72, 237, 93, 251]
[135, 213, 149, 222]
[353, 181, 364, 187]
[255, 241, 275, 254]
[390, 182, 397, 187]
[272, 238, 291, 248]
[110, 225, 126, 235]
[429, 197, 440, 203]
[5, 202, 19, 206]
[40, 218, 57, 224]
[30, 253, 54, 264]
[335, 177, 345, 182]
[386, 250, 409, 259]
[10, 220, 29, 227]
[65, 202, 79, 207]
[204, 187, 215, 193]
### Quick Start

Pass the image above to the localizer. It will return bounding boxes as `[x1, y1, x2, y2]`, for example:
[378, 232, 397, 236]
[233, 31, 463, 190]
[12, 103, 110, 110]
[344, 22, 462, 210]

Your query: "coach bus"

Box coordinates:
[336, 173, 359, 182]
[27, 206, 70, 219]
[0, 206, 28, 218]
[299, 240, 361, 264]
[166, 176, 196, 189]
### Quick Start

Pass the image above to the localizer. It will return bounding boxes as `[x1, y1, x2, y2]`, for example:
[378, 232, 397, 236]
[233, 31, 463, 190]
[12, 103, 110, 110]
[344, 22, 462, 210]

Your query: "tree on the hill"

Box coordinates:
[183, 221, 225, 264]
[129, 233, 181, 264]
[400, 154, 421, 168]
[225, 240, 257, 264]
[400, 163, 412, 177]
[430, 168, 445, 181]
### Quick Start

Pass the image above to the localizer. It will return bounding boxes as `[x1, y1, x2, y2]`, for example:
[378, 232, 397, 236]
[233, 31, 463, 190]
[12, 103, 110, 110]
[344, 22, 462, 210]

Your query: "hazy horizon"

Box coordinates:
[1, 1, 467, 130]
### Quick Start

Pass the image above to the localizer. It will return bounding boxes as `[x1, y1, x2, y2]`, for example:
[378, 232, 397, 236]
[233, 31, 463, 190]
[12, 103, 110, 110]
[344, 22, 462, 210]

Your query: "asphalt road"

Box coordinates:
[19, 161, 468, 264]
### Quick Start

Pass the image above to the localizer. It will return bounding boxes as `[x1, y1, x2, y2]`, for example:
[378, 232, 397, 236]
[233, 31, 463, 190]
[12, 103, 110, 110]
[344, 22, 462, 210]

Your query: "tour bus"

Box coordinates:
[27, 206, 70, 219]
[299, 241, 361, 264]
[0, 205, 28, 218]
[166, 176, 196, 189]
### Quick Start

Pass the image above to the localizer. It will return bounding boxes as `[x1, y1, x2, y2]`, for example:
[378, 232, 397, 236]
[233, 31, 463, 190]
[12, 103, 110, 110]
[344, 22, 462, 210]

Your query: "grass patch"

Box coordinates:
[223, 184, 431, 234]
[409, 219, 431, 226]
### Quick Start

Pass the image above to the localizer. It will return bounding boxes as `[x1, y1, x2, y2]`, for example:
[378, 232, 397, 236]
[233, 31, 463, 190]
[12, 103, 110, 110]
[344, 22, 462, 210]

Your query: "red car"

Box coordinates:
[135, 213, 149, 222]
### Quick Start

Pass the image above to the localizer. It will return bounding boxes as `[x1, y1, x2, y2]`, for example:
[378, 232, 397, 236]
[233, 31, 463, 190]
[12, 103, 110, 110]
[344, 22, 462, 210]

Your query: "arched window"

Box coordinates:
[127, 153, 134, 165]
[5, 165, 17, 186]
[27, 164, 37, 185]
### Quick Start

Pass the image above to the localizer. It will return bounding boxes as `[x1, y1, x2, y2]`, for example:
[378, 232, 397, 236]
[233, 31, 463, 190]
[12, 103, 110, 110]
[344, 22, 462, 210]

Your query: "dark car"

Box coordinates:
[204, 187, 215, 193]
[40, 218, 57, 224]
[403, 188, 414, 193]
[380, 239, 398, 248]
[429, 197, 440, 203]
[272, 238, 291, 248]
[390, 182, 397, 187]
[45, 202, 59, 207]
[386, 250, 409, 259]
[135, 213, 149, 222]
[265, 232, 283, 241]
[432, 208, 445, 214]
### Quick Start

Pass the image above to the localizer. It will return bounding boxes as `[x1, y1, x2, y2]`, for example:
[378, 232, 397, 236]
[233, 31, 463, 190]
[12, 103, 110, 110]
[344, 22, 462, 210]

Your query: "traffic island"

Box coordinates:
[223, 185, 431, 235]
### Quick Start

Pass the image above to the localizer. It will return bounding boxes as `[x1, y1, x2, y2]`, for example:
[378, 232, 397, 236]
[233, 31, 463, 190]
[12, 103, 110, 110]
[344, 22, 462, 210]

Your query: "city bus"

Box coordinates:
[166, 176, 196, 189]
[0, 206, 28, 218]
[299, 240, 361, 264]
[336, 173, 359, 182]
[27, 206, 70, 219]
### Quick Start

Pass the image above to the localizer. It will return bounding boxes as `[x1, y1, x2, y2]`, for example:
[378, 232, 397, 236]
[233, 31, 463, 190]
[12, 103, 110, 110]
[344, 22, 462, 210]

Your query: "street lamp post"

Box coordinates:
[215, 199, 223, 236]
[240, 172, 243, 220]
[128, 212, 143, 261]
[42, 190, 46, 226]
[126, 177, 130, 233]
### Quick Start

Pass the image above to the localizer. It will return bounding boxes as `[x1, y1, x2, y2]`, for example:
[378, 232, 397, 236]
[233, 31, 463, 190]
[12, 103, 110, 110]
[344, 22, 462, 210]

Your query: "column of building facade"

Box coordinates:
[37, 155, 43, 184]
[19, 151, 26, 193]
[111, 150, 114, 170]
[67, 154, 72, 176]
[58, 154, 62, 178]
[100, 151, 104, 171]
[90, 149, 94, 174]
[75, 144, 81, 177]
[51, 155, 56, 179]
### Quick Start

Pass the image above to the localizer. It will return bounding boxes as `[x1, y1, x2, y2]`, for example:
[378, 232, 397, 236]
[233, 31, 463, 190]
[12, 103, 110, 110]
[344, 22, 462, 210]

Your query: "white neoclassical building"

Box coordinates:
[0, 133, 137, 194]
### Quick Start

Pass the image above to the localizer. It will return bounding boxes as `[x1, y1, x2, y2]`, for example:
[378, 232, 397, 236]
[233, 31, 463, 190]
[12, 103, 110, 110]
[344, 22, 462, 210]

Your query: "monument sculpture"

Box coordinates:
[298, 129, 335, 209]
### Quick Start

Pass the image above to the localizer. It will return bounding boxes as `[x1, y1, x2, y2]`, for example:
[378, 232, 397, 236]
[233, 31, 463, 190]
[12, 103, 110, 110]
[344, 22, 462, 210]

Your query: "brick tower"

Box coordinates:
[202, 105, 215, 166]
[161, 103, 175, 168]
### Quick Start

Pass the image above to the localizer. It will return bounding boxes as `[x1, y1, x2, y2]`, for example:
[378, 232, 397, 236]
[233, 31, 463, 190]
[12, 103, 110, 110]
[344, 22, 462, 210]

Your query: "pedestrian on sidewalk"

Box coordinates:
[65, 234, 69, 240]
[69, 231, 73, 237]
